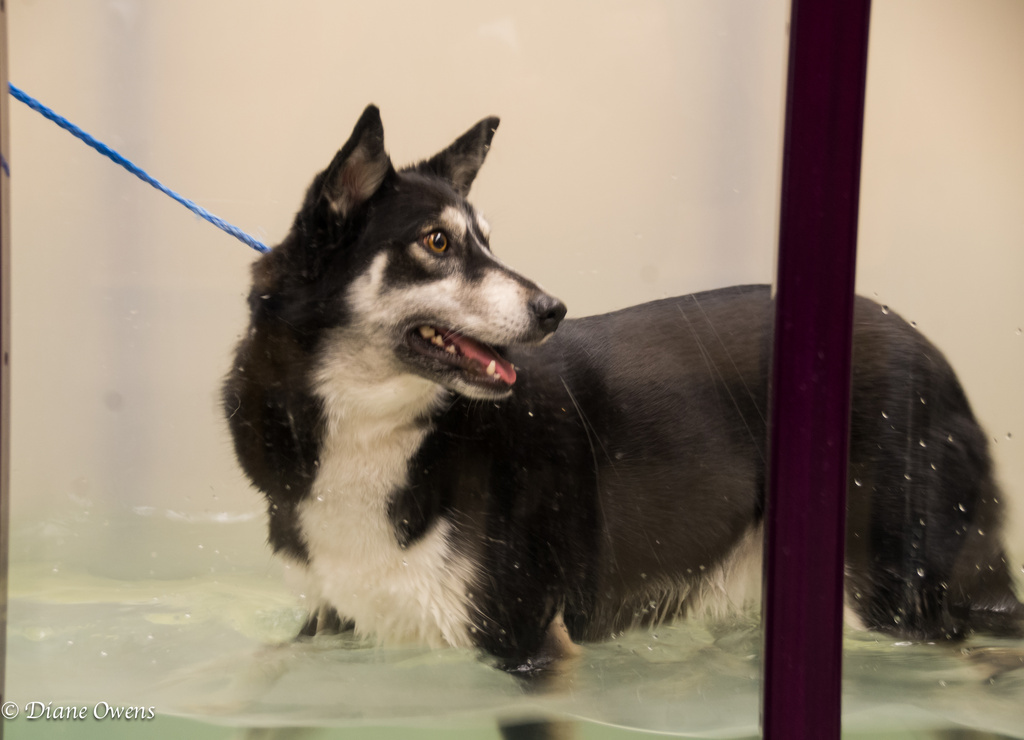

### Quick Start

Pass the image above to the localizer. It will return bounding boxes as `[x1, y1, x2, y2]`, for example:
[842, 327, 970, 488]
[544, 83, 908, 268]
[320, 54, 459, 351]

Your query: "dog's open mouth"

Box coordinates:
[407, 325, 517, 386]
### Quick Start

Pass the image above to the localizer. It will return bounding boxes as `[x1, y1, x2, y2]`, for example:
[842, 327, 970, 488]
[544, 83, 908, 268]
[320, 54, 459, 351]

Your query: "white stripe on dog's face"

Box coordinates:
[438, 206, 469, 242]
[475, 212, 491, 242]
[345, 251, 538, 350]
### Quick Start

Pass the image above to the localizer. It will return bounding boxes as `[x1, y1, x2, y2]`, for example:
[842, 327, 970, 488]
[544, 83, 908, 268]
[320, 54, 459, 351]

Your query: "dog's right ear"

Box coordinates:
[316, 105, 393, 218]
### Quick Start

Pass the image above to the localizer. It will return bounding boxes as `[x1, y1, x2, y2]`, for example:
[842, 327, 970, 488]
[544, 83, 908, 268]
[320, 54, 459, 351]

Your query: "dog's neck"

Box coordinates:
[313, 328, 446, 445]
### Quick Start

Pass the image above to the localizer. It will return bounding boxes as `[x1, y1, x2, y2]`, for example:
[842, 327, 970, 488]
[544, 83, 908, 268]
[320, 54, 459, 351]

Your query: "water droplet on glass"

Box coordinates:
[957, 503, 966, 512]
[854, 478, 862, 487]
[919, 439, 927, 448]
[916, 568, 925, 577]
[978, 528, 985, 536]
[881, 411, 889, 419]
[881, 305, 890, 315]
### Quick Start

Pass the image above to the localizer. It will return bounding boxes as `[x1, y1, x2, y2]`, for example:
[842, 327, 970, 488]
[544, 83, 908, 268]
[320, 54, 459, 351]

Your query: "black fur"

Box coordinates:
[224, 106, 1023, 667]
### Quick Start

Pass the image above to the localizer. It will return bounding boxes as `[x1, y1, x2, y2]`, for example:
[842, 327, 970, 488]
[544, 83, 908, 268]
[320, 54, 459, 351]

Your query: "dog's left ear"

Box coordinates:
[417, 117, 500, 197]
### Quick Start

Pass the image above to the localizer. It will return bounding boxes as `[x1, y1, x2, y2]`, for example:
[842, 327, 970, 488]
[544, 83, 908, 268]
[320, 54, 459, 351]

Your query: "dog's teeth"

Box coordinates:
[431, 334, 445, 348]
[486, 360, 497, 376]
[419, 326, 436, 339]
[445, 345, 456, 355]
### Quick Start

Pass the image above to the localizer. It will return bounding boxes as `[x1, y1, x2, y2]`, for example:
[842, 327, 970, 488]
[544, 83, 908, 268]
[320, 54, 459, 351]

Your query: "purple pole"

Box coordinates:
[762, 1, 872, 738]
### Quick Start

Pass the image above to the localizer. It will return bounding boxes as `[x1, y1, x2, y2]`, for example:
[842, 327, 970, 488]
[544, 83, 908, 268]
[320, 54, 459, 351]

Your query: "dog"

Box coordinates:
[223, 106, 1023, 670]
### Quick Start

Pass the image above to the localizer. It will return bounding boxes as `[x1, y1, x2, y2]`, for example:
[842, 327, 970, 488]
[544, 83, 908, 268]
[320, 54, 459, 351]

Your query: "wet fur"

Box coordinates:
[224, 106, 1023, 669]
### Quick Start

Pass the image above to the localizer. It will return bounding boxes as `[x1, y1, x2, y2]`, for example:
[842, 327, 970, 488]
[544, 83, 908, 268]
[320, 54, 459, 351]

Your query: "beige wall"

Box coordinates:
[858, 0, 1024, 567]
[6, 1, 1022, 575]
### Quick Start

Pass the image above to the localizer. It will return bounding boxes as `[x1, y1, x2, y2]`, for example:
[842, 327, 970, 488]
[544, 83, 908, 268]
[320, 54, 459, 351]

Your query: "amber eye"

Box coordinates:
[423, 231, 449, 253]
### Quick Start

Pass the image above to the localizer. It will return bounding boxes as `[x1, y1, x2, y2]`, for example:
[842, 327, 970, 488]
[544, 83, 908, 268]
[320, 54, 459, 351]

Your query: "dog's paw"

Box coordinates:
[297, 604, 354, 638]
[498, 613, 581, 677]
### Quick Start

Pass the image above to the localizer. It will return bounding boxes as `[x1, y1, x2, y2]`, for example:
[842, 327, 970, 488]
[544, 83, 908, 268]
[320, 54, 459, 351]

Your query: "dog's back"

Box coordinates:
[405, 286, 1021, 656]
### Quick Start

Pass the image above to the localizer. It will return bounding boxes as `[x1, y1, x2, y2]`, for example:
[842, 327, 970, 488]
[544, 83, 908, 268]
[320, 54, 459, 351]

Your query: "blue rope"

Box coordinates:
[8, 83, 270, 254]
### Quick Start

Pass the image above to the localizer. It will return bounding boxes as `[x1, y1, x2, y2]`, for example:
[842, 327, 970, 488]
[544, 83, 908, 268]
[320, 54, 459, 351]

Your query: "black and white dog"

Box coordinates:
[224, 107, 1022, 669]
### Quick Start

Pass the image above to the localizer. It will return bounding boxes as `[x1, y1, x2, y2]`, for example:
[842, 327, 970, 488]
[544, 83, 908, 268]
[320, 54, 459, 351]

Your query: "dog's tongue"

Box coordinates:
[445, 331, 516, 385]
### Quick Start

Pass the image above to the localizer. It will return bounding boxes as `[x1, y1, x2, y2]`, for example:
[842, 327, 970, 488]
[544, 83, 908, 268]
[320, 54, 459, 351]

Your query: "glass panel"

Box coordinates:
[7, 3, 788, 736]
[847, 1, 1024, 737]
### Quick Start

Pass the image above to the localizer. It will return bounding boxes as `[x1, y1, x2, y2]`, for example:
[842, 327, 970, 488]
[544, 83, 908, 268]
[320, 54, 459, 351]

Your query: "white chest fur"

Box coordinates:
[296, 338, 477, 648]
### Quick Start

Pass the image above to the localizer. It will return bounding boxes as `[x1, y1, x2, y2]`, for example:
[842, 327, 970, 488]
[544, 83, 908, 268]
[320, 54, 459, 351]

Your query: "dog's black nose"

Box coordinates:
[530, 293, 567, 334]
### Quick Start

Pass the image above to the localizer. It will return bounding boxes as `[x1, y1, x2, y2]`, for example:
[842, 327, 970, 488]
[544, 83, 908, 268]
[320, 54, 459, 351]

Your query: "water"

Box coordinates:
[6, 559, 1024, 738]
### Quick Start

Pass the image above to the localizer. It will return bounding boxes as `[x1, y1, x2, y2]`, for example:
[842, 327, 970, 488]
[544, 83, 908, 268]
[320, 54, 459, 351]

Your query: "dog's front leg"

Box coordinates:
[472, 585, 580, 674]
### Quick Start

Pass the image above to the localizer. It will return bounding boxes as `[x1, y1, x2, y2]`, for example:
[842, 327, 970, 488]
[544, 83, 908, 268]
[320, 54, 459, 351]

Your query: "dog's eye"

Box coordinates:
[423, 232, 449, 254]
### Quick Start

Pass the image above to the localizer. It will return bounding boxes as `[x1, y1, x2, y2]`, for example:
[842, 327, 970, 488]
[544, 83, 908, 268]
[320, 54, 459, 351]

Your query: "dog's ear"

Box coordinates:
[318, 105, 393, 218]
[417, 117, 500, 197]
